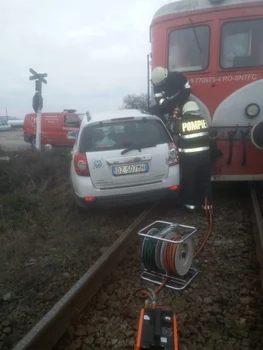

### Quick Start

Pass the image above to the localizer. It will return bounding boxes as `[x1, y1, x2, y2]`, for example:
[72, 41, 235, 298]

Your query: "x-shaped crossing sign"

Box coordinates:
[29, 68, 47, 84]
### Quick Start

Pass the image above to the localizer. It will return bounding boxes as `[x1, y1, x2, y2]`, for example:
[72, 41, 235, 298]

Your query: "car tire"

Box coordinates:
[72, 191, 89, 214]
[31, 137, 36, 148]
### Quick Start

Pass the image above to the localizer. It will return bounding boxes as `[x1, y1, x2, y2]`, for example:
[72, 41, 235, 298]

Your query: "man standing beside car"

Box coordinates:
[171, 101, 213, 212]
[150, 66, 212, 212]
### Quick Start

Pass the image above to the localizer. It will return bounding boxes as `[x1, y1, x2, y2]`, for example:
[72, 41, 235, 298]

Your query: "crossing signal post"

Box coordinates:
[29, 68, 47, 151]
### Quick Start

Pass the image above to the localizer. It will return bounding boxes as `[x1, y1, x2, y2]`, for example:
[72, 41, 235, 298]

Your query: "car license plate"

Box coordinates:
[112, 163, 149, 176]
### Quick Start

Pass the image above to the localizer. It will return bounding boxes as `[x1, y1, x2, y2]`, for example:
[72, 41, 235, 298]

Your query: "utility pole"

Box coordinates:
[29, 68, 48, 151]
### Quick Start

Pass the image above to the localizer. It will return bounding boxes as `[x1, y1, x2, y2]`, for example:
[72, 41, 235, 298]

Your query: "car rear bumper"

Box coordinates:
[74, 187, 179, 209]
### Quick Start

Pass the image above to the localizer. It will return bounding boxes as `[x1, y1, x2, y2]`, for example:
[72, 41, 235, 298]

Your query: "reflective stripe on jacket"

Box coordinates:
[177, 113, 210, 153]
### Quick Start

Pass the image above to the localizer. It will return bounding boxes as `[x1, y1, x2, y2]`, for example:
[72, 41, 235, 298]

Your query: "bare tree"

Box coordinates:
[122, 93, 149, 112]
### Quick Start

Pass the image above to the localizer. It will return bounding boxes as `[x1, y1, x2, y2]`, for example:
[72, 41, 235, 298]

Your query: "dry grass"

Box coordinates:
[0, 149, 138, 296]
[0, 150, 71, 264]
[0, 149, 144, 349]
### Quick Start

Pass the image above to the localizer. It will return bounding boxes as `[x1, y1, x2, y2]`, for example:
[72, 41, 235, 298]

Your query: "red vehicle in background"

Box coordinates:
[149, 0, 263, 181]
[23, 109, 88, 147]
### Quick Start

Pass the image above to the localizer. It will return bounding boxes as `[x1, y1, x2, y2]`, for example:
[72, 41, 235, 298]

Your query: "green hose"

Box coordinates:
[142, 228, 160, 272]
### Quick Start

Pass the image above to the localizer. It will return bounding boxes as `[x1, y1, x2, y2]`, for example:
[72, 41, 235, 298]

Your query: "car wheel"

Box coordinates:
[72, 192, 89, 214]
[31, 137, 36, 148]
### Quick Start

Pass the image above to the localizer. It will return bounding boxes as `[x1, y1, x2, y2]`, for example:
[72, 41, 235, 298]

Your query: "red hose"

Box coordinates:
[155, 197, 213, 294]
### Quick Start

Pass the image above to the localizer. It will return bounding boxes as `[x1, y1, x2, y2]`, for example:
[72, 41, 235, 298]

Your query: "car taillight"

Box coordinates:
[74, 152, 90, 176]
[168, 142, 179, 166]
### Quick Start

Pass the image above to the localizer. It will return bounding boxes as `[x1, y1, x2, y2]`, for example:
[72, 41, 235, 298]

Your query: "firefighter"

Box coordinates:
[149, 67, 212, 211]
[150, 66, 191, 123]
[175, 101, 213, 211]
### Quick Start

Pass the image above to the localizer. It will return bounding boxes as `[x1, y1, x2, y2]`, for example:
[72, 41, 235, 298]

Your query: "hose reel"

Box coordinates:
[139, 221, 198, 291]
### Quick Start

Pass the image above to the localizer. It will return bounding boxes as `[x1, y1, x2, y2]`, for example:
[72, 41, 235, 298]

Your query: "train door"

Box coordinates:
[211, 16, 263, 179]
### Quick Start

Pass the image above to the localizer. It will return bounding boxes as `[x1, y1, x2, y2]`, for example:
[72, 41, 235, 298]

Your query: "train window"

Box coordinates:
[220, 19, 263, 69]
[168, 26, 210, 72]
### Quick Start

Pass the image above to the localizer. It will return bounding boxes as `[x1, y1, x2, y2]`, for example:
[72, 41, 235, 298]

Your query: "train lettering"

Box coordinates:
[189, 74, 258, 84]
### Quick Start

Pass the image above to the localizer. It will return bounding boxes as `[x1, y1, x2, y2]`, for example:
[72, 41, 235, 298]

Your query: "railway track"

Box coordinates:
[12, 184, 263, 350]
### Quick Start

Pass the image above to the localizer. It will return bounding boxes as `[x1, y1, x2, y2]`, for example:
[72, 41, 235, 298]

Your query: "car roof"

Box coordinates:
[81, 109, 156, 126]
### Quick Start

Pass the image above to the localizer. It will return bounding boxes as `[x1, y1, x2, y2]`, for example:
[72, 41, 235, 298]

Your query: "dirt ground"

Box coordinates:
[0, 129, 29, 151]
[0, 149, 143, 349]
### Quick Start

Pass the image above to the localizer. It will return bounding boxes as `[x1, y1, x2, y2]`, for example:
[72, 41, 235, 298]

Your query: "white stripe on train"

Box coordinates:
[190, 79, 263, 127]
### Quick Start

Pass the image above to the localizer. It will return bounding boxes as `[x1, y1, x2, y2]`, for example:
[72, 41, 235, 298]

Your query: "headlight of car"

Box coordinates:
[245, 103, 260, 118]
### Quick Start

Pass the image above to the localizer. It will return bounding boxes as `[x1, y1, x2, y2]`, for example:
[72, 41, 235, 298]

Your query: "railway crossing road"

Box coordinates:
[0, 129, 30, 151]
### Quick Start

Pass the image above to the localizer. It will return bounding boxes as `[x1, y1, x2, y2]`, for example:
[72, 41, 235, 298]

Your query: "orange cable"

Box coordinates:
[193, 197, 213, 258]
[155, 235, 180, 294]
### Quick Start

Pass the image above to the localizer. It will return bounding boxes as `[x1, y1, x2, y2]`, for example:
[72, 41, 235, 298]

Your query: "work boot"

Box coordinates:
[184, 204, 196, 212]
[201, 205, 213, 216]
[201, 204, 213, 210]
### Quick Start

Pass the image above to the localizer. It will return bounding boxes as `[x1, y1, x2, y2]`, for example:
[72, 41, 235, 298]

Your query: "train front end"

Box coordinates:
[150, 0, 263, 181]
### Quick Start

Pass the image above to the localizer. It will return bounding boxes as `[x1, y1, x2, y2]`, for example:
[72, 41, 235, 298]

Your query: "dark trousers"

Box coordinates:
[180, 152, 212, 207]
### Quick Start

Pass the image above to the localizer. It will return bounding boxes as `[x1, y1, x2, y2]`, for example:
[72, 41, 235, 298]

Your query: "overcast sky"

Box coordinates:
[0, 0, 173, 118]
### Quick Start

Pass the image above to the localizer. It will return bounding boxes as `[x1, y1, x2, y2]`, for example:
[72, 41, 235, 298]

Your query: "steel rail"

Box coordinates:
[250, 185, 263, 290]
[12, 206, 154, 350]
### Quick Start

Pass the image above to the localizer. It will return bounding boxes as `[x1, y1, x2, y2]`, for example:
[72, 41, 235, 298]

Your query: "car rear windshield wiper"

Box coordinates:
[121, 143, 157, 155]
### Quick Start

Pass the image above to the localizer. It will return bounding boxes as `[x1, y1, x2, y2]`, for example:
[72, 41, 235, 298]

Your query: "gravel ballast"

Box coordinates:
[56, 185, 263, 350]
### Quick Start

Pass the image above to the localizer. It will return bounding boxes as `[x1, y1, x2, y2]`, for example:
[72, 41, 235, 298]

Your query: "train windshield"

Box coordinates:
[220, 19, 263, 69]
[168, 25, 210, 73]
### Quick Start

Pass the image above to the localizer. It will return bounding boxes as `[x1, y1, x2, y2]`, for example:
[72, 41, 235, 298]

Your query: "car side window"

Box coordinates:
[64, 115, 81, 128]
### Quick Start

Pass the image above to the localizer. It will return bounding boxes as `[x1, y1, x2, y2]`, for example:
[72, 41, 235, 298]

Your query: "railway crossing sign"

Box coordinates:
[29, 68, 48, 151]
[29, 68, 47, 84]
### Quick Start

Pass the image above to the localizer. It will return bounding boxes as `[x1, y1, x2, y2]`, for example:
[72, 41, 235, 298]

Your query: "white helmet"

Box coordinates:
[152, 67, 168, 86]
[182, 101, 200, 115]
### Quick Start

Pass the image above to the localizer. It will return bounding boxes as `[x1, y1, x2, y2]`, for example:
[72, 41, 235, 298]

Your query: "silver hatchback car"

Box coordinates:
[68, 109, 180, 209]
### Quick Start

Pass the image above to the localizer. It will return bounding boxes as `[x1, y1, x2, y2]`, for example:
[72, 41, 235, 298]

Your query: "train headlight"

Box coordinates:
[245, 103, 260, 118]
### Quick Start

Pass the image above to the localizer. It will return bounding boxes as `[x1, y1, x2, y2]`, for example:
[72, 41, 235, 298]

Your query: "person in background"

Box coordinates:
[95, 127, 116, 148]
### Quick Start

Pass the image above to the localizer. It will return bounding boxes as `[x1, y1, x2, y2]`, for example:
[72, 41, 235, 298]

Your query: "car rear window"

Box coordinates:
[78, 118, 172, 152]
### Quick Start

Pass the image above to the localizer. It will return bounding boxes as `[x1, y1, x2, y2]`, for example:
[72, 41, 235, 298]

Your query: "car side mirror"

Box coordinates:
[67, 131, 77, 140]
[86, 111, 91, 121]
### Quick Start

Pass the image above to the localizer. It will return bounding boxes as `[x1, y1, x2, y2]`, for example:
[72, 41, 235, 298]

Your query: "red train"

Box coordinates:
[149, 0, 263, 181]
